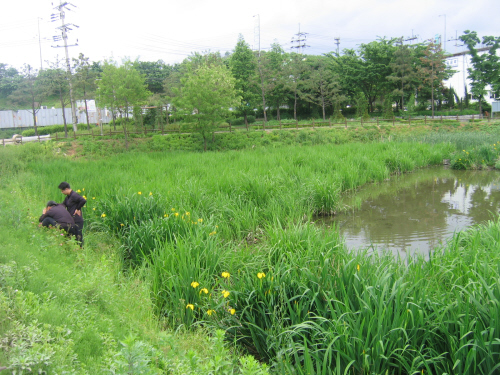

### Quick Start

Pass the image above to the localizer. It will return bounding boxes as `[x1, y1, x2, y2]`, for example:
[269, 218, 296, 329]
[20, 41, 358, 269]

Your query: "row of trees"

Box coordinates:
[0, 54, 100, 136]
[1, 31, 499, 142]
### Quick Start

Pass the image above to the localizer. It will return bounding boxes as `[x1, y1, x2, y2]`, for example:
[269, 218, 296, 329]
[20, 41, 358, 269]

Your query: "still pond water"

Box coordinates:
[327, 167, 500, 257]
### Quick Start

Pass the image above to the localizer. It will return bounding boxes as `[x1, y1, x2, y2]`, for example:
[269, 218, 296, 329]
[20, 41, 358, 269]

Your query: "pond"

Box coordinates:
[324, 167, 500, 257]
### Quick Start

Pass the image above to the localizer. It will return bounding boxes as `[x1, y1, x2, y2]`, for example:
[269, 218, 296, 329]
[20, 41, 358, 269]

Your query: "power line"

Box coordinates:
[290, 24, 309, 54]
[51, 0, 79, 132]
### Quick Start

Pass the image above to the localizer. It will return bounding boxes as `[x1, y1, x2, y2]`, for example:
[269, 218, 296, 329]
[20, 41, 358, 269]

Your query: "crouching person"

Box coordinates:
[39, 200, 76, 237]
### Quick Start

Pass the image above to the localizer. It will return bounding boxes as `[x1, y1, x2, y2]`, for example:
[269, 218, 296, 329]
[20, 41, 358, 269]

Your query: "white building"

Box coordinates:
[444, 47, 499, 106]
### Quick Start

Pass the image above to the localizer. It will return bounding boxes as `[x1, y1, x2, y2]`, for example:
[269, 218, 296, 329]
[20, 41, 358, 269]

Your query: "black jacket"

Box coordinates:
[63, 190, 87, 223]
[39, 204, 75, 228]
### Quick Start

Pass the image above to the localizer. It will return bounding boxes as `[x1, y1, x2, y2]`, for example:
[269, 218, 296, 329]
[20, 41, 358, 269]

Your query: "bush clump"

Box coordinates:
[21, 123, 90, 136]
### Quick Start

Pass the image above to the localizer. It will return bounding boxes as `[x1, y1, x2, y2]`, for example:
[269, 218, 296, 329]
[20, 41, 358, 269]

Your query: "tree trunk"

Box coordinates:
[431, 64, 435, 118]
[244, 113, 248, 130]
[257, 63, 267, 123]
[30, 80, 38, 137]
[123, 110, 128, 150]
[83, 85, 90, 131]
[31, 107, 38, 137]
[321, 96, 326, 120]
[60, 89, 68, 138]
[293, 89, 298, 121]
[276, 101, 280, 121]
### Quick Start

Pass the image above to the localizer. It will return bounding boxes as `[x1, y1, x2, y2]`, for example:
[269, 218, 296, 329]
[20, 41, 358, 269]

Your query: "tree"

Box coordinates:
[418, 41, 450, 118]
[388, 42, 419, 110]
[265, 43, 288, 120]
[73, 53, 98, 130]
[8, 64, 48, 136]
[460, 30, 500, 115]
[46, 57, 71, 137]
[96, 60, 151, 148]
[173, 63, 241, 151]
[382, 96, 394, 119]
[301, 56, 342, 120]
[283, 53, 307, 120]
[333, 38, 396, 112]
[0, 63, 20, 100]
[355, 93, 370, 120]
[133, 60, 172, 94]
[229, 35, 258, 128]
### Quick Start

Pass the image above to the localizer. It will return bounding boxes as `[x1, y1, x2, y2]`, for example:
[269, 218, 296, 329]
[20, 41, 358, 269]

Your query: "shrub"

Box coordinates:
[21, 123, 90, 136]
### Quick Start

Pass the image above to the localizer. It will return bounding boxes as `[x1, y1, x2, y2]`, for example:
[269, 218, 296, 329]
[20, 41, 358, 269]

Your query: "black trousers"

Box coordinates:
[73, 218, 84, 246]
[41, 217, 77, 237]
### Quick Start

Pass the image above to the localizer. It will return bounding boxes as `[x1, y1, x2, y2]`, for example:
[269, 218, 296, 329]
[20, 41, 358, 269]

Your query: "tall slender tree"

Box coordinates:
[229, 35, 258, 128]
[8, 64, 48, 136]
[173, 63, 240, 151]
[388, 42, 418, 110]
[96, 60, 150, 148]
[460, 31, 500, 115]
[73, 53, 98, 130]
[301, 56, 342, 120]
[418, 41, 449, 118]
[283, 53, 307, 120]
[46, 57, 71, 137]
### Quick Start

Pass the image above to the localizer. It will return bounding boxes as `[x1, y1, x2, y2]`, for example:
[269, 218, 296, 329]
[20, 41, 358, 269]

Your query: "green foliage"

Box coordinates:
[96, 60, 151, 118]
[231, 115, 256, 126]
[4, 125, 500, 373]
[383, 97, 394, 119]
[229, 35, 259, 122]
[460, 31, 500, 105]
[0, 176, 263, 374]
[173, 63, 241, 150]
[0, 63, 20, 97]
[21, 123, 89, 136]
[355, 93, 370, 120]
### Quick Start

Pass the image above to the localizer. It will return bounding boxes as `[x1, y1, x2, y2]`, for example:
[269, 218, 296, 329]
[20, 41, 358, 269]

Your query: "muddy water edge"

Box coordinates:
[320, 167, 500, 258]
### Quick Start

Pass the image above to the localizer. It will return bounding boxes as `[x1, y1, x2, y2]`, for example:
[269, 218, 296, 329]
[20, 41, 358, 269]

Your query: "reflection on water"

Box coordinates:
[325, 167, 500, 257]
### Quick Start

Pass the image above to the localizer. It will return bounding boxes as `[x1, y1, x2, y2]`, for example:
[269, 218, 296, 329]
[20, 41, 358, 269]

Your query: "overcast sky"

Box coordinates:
[1, 0, 499, 71]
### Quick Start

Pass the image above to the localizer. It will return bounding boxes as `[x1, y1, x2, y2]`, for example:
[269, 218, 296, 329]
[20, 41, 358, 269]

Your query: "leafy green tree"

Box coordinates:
[283, 53, 307, 120]
[333, 38, 396, 112]
[460, 30, 500, 115]
[0, 63, 20, 100]
[418, 41, 450, 117]
[46, 57, 71, 137]
[382, 96, 394, 119]
[96, 60, 151, 148]
[388, 42, 419, 109]
[173, 63, 241, 151]
[265, 43, 288, 120]
[355, 93, 370, 120]
[133, 60, 172, 94]
[73, 53, 98, 130]
[229, 35, 258, 128]
[301, 56, 342, 120]
[8, 64, 48, 136]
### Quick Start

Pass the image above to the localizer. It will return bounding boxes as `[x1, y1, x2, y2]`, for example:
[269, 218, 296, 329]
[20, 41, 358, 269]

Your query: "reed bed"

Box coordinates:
[4, 139, 500, 373]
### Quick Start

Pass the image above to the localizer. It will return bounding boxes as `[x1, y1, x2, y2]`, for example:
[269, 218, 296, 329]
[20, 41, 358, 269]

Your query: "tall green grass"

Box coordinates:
[400, 131, 500, 169]
[3, 138, 500, 373]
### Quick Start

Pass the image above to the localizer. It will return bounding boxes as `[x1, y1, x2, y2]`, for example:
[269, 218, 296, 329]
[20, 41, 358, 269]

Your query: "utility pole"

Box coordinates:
[38, 17, 43, 70]
[253, 14, 260, 57]
[334, 37, 340, 55]
[51, 1, 79, 133]
[290, 24, 309, 54]
[448, 31, 464, 51]
[439, 14, 446, 52]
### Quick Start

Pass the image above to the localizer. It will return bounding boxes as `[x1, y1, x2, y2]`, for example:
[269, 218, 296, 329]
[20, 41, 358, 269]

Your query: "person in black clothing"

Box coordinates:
[58, 182, 87, 246]
[39, 200, 76, 235]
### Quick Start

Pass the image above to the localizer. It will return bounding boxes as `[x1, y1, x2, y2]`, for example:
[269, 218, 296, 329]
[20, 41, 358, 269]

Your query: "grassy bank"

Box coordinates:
[2, 134, 500, 373]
